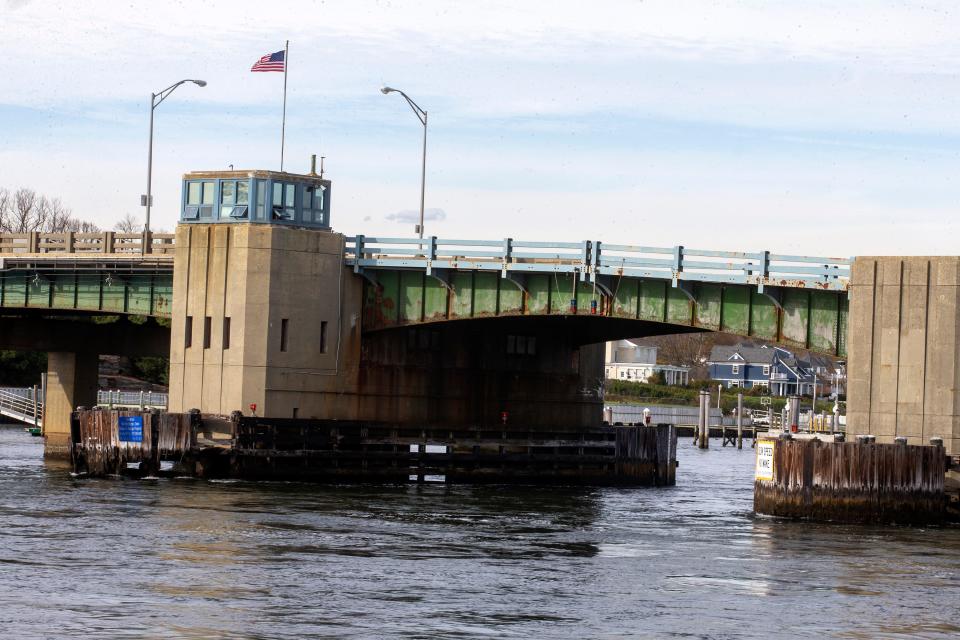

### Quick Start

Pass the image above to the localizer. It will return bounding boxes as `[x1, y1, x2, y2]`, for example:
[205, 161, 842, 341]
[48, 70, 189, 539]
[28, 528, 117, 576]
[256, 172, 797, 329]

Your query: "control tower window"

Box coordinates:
[272, 183, 294, 220]
[188, 182, 201, 205]
[200, 181, 215, 218]
[255, 180, 266, 220]
[220, 181, 235, 217]
[303, 184, 326, 224]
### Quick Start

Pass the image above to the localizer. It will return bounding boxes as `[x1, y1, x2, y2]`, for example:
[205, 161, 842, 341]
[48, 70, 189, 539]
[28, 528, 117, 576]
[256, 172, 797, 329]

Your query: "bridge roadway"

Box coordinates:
[1, 231, 850, 355]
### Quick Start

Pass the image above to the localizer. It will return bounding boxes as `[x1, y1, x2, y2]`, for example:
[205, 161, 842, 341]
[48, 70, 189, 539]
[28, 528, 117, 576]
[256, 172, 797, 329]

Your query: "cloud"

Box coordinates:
[385, 208, 447, 223]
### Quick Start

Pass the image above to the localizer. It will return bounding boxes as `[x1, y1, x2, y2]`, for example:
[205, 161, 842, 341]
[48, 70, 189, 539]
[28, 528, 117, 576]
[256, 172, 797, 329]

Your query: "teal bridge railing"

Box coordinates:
[345, 236, 851, 292]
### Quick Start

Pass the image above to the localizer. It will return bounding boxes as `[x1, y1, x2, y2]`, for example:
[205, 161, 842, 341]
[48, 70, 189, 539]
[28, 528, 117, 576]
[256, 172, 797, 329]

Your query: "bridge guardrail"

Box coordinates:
[0, 231, 175, 256]
[344, 236, 851, 291]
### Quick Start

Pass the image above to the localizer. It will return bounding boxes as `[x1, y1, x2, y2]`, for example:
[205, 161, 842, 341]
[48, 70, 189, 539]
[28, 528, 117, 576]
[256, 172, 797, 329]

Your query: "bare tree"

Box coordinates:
[0, 187, 100, 235]
[114, 212, 141, 233]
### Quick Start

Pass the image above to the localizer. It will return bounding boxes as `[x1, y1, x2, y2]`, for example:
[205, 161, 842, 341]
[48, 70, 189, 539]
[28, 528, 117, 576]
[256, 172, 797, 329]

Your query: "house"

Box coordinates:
[604, 339, 690, 385]
[708, 343, 832, 396]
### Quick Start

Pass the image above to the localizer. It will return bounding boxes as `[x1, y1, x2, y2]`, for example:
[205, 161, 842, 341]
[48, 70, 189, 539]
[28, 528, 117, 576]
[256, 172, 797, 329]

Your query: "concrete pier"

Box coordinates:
[847, 257, 960, 454]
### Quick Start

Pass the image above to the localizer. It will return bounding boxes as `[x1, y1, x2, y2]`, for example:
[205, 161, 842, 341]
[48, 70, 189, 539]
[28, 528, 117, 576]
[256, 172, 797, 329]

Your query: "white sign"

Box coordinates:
[755, 440, 776, 481]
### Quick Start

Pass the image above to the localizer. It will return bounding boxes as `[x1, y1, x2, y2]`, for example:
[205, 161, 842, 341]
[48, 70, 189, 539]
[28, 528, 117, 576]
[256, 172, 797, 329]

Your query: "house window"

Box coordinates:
[732, 365, 740, 375]
[763, 365, 770, 376]
[730, 381, 741, 388]
[223, 317, 231, 350]
[280, 318, 289, 352]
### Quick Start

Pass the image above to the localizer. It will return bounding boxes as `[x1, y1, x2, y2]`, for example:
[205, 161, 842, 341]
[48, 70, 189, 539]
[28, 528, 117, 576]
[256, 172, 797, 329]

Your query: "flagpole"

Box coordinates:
[280, 39, 289, 172]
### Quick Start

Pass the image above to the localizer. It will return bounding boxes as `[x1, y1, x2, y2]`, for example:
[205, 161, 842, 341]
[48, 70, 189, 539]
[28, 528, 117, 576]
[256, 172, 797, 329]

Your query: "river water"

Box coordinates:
[1, 424, 958, 639]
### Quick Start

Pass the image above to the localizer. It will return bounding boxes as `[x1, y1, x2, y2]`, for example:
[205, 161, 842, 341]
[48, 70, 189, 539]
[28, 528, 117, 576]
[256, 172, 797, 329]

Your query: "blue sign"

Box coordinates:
[118, 416, 144, 443]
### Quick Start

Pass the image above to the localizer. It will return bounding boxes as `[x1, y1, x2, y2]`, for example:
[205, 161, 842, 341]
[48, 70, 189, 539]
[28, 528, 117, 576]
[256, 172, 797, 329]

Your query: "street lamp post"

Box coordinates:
[381, 86, 428, 239]
[144, 79, 206, 248]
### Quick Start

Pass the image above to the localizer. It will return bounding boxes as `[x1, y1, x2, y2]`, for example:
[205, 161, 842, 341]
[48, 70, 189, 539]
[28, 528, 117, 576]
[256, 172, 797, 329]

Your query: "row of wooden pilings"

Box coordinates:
[695, 390, 749, 449]
[753, 432, 952, 525]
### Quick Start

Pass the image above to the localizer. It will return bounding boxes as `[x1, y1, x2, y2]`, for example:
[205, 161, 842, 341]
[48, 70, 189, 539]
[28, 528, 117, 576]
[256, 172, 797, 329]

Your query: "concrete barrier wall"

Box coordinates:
[847, 257, 960, 454]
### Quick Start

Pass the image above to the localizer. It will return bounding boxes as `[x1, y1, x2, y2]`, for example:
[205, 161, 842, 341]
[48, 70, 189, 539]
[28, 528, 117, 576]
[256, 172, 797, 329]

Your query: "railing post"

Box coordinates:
[102, 231, 115, 254]
[502, 238, 512, 270]
[28, 232, 39, 254]
[139, 389, 145, 410]
[672, 245, 684, 286]
[580, 240, 591, 281]
[352, 234, 364, 272]
[143, 230, 152, 255]
[426, 235, 437, 274]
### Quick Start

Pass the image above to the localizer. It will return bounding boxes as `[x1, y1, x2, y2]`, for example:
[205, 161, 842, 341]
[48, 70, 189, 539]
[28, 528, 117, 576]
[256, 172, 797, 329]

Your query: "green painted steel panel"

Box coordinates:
[423, 278, 449, 322]
[51, 275, 76, 309]
[27, 278, 50, 308]
[808, 291, 839, 355]
[2, 275, 26, 306]
[101, 279, 126, 313]
[721, 286, 750, 335]
[126, 275, 154, 315]
[612, 279, 639, 318]
[76, 275, 102, 312]
[450, 272, 474, 318]
[781, 289, 810, 348]
[695, 284, 722, 330]
[837, 296, 848, 357]
[749, 292, 778, 341]
[352, 267, 848, 356]
[374, 270, 400, 328]
[153, 276, 173, 317]
[638, 280, 666, 321]
[399, 271, 424, 324]
[474, 272, 499, 317]
[576, 280, 599, 315]
[499, 279, 523, 315]
[551, 274, 576, 314]
[666, 287, 693, 325]
[526, 274, 550, 315]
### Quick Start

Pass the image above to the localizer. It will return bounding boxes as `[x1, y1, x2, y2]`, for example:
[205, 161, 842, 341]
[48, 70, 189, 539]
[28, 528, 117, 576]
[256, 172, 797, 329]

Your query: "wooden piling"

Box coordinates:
[737, 393, 743, 449]
[698, 390, 709, 449]
[754, 436, 946, 524]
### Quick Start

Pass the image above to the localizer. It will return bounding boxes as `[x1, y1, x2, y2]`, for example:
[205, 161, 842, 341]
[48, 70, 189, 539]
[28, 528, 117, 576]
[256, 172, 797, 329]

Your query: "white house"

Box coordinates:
[604, 339, 690, 385]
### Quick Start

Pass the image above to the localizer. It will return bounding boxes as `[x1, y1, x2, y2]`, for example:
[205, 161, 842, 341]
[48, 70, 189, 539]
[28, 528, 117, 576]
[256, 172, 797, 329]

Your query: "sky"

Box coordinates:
[1, 0, 959, 256]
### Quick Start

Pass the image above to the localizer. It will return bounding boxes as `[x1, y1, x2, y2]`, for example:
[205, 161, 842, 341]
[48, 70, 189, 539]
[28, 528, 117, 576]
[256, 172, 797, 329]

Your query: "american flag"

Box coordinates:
[251, 50, 285, 72]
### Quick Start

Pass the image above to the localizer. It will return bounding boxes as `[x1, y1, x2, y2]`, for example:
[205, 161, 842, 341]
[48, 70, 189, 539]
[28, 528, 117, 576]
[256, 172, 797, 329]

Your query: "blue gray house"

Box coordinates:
[708, 343, 830, 396]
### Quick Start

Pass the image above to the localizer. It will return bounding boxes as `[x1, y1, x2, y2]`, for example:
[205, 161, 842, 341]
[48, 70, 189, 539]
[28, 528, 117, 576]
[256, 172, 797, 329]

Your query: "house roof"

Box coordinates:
[708, 344, 779, 364]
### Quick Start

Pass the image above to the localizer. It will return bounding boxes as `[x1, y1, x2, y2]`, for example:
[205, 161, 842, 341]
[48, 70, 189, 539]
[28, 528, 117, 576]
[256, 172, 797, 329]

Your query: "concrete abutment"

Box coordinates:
[43, 351, 98, 457]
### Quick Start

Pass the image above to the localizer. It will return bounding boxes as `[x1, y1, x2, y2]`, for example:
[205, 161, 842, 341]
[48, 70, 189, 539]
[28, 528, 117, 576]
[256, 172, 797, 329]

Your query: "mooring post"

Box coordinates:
[699, 389, 710, 449]
[737, 392, 743, 449]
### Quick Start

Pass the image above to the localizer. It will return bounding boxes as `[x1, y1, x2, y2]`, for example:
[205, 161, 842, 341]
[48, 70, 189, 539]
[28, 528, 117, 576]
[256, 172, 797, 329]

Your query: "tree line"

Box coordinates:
[0, 187, 142, 234]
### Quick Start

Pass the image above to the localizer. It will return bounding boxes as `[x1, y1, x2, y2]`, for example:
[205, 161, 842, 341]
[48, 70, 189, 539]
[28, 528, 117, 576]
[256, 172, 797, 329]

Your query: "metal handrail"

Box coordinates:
[345, 236, 851, 291]
[0, 387, 42, 425]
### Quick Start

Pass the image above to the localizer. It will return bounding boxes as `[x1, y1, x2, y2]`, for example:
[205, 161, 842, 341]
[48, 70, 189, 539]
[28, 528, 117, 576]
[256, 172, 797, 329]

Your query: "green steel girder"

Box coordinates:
[0, 272, 173, 318]
[361, 268, 849, 356]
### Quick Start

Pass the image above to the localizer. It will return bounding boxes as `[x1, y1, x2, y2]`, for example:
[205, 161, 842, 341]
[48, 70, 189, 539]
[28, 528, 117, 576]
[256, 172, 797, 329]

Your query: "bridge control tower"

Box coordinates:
[166, 164, 606, 429]
[167, 166, 365, 419]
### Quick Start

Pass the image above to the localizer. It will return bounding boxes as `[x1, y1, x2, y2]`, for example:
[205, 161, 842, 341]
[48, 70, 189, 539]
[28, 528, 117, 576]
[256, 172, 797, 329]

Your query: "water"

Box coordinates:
[1, 424, 958, 639]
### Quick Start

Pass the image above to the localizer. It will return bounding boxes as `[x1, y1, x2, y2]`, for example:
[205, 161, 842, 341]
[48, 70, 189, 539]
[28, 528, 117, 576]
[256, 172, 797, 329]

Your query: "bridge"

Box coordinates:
[1, 230, 848, 354]
[0, 165, 955, 458]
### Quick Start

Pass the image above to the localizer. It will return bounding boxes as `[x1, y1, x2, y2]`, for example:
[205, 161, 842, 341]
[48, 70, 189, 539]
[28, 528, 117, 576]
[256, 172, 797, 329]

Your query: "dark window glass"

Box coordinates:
[184, 316, 193, 348]
[203, 317, 211, 349]
[280, 318, 289, 352]
[320, 321, 327, 354]
[223, 317, 231, 350]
